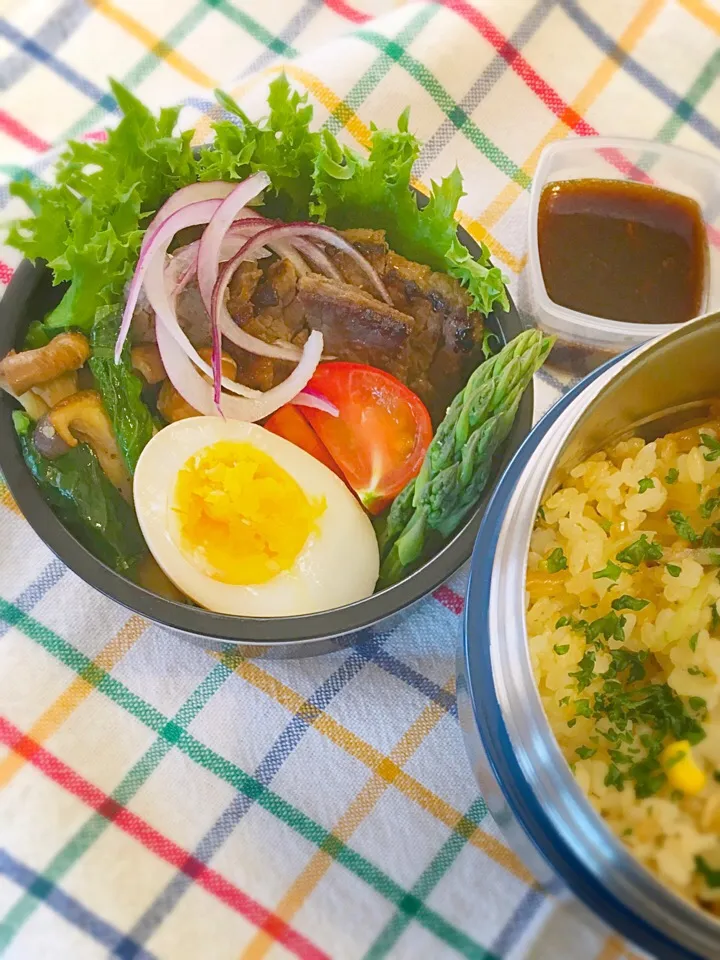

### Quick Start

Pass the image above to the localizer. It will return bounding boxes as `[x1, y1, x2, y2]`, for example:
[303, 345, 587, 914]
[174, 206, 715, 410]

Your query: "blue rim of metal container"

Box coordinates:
[461, 356, 707, 960]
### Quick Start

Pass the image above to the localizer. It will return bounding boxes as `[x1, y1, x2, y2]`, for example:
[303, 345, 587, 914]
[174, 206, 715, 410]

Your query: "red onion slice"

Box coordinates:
[146, 246, 263, 400]
[156, 321, 323, 421]
[197, 174, 271, 311]
[290, 223, 391, 303]
[195, 174, 271, 406]
[117, 197, 226, 364]
[292, 389, 339, 417]
[141, 182, 236, 255]
[291, 238, 342, 281]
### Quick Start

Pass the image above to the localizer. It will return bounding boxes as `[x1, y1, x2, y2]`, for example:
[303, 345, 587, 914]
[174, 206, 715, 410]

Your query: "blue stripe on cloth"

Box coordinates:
[416, 0, 556, 175]
[559, 0, 720, 149]
[239, 0, 322, 77]
[355, 638, 458, 716]
[490, 887, 546, 957]
[0, 19, 117, 112]
[0, 559, 66, 640]
[0, 849, 157, 960]
[114, 638, 386, 956]
[0, 0, 90, 92]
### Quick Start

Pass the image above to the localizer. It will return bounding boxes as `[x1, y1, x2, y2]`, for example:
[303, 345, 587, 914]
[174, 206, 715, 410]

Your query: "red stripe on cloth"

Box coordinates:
[440, 0, 595, 134]
[322, 0, 371, 23]
[0, 110, 51, 152]
[82, 130, 108, 141]
[0, 262, 15, 286]
[433, 585, 464, 615]
[0, 716, 329, 960]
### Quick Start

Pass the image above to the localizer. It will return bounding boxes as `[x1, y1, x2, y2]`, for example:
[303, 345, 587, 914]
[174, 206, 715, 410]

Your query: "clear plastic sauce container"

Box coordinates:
[528, 137, 720, 352]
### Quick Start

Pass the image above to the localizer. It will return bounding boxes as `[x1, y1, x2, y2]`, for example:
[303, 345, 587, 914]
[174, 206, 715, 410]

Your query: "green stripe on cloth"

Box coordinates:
[60, 1, 212, 142]
[0, 598, 488, 957]
[364, 797, 492, 960]
[657, 48, 720, 143]
[205, 0, 298, 56]
[0, 664, 229, 949]
[354, 27, 531, 188]
[324, 5, 437, 133]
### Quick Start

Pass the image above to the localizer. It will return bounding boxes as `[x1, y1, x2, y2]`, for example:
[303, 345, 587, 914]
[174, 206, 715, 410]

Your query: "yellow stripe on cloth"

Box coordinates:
[0, 482, 21, 517]
[678, 0, 720, 34]
[221, 657, 532, 883]
[468, 0, 665, 236]
[0, 614, 147, 788]
[240, 678, 474, 960]
[87, 0, 217, 88]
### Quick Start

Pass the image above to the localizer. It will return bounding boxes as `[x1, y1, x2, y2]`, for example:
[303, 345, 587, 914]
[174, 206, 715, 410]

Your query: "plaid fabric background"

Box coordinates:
[1, 1, 719, 957]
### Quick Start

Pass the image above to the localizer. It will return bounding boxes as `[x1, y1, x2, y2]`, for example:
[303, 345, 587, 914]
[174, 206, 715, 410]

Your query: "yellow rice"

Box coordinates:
[528, 416, 720, 915]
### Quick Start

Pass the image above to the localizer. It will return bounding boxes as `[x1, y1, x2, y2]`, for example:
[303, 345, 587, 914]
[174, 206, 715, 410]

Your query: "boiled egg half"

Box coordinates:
[134, 417, 380, 616]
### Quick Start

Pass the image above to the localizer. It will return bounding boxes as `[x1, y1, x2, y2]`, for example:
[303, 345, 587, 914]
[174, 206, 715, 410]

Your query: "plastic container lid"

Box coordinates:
[527, 136, 720, 353]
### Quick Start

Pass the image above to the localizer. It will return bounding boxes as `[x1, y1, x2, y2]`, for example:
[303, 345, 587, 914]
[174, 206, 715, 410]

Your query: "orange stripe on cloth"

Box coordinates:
[87, 0, 216, 88]
[678, 0, 720, 34]
[221, 657, 532, 884]
[240, 676, 501, 960]
[0, 615, 147, 788]
[467, 0, 665, 236]
[0, 482, 21, 516]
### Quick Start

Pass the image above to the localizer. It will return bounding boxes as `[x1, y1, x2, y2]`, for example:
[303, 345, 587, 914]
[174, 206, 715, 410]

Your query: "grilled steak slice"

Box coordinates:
[327, 229, 388, 293]
[297, 274, 413, 381]
[382, 251, 479, 417]
[227, 261, 262, 325]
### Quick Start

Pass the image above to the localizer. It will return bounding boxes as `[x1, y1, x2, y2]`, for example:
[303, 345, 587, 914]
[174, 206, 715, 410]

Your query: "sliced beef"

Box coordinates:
[297, 274, 413, 381]
[382, 251, 479, 417]
[227, 261, 262, 325]
[327, 229, 388, 293]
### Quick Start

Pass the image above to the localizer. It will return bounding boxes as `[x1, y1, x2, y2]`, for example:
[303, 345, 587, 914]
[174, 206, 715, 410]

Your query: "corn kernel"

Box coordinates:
[660, 740, 706, 796]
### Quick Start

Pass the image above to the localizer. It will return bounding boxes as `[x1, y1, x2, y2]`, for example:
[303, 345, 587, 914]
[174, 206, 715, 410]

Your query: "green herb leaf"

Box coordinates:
[696, 856, 720, 888]
[668, 510, 698, 542]
[611, 595, 649, 612]
[688, 696, 706, 711]
[593, 560, 622, 581]
[555, 616, 570, 628]
[699, 489, 720, 519]
[546, 547, 568, 573]
[666, 564, 682, 578]
[553, 643, 570, 655]
[700, 433, 720, 462]
[537, 505, 546, 522]
[616, 534, 663, 566]
[689, 633, 699, 653]
[605, 764, 625, 790]
[574, 699, 591, 717]
[575, 745, 596, 760]
[665, 468, 679, 484]
[638, 477, 654, 493]
[688, 666, 707, 677]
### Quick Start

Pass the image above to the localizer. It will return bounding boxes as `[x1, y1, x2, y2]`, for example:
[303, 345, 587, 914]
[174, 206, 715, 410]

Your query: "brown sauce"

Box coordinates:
[537, 178, 706, 325]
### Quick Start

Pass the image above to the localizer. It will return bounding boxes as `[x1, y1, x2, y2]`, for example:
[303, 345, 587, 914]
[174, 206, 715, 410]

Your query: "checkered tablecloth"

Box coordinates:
[1, 1, 719, 958]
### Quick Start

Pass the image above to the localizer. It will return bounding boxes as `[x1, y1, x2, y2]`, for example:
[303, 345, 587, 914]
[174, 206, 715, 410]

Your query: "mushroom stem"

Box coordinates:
[49, 390, 132, 500]
[0, 333, 89, 395]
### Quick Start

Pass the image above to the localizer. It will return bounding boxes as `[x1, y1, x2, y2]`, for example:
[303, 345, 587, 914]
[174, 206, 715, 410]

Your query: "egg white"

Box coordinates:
[133, 417, 380, 616]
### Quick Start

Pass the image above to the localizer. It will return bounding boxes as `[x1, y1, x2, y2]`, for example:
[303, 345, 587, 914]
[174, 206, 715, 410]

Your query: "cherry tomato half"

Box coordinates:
[301, 362, 432, 514]
[263, 405, 345, 479]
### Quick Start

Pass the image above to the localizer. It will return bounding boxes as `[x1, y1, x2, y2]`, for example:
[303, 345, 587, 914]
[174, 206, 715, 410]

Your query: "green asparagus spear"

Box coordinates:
[376, 329, 554, 588]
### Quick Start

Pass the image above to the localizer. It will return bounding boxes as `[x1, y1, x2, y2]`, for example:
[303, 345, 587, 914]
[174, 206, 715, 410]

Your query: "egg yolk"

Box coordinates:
[172, 441, 325, 585]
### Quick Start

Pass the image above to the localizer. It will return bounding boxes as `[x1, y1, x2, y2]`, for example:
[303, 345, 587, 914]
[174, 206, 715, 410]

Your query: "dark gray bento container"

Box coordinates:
[0, 216, 532, 657]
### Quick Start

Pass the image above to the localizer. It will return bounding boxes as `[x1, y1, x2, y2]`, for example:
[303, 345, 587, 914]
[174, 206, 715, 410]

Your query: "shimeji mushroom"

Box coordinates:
[0, 332, 89, 395]
[48, 390, 131, 500]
